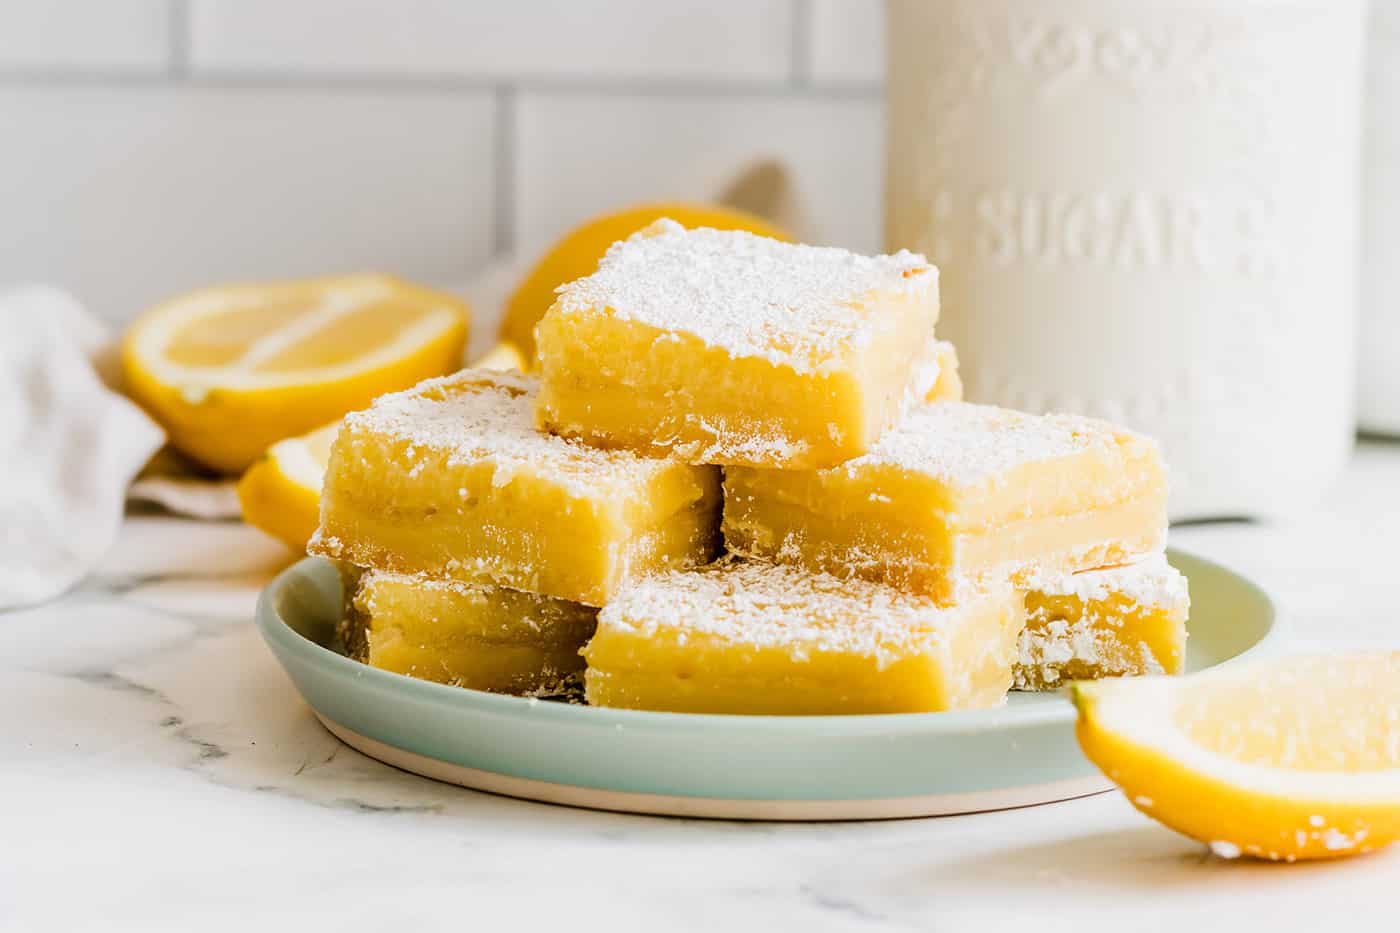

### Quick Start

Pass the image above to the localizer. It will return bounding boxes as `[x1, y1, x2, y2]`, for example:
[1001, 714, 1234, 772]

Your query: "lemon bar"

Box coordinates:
[723, 402, 1167, 603]
[583, 560, 1024, 715]
[311, 369, 721, 606]
[342, 568, 596, 695]
[1015, 555, 1189, 690]
[534, 219, 940, 469]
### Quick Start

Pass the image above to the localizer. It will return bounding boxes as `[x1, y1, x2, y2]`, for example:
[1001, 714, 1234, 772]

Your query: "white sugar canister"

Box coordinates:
[886, 0, 1368, 519]
[1361, 2, 1400, 436]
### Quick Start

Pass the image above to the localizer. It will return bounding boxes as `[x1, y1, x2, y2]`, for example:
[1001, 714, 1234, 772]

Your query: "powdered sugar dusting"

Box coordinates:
[1022, 553, 1189, 609]
[853, 401, 1154, 485]
[650, 418, 812, 465]
[554, 219, 936, 372]
[1209, 840, 1242, 859]
[341, 369, 677, 494]
[598, 558, 1011, 664]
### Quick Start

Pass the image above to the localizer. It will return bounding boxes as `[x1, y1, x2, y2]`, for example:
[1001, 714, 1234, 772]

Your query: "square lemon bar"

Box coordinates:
[341, 568, 597, 696]
[583, 560, 1024, 715]
[311, 369, 721, 606]
[1015, 554, 1190, 690]
[534, 219, 941, 469]
[723, 401, 1167, 603]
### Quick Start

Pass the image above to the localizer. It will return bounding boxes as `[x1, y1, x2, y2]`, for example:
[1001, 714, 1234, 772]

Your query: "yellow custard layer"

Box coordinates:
[341, 567, 597, 695]
[723, 401, 1167, 604]
[534, 220, 941, 469]
[311, 369, 721, 606]
[583, 559, 1024, 715]
[1016, 555, 1190, 690]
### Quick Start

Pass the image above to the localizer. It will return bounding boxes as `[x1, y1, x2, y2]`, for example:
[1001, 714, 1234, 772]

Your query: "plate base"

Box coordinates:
[318, 715, 1115, 821]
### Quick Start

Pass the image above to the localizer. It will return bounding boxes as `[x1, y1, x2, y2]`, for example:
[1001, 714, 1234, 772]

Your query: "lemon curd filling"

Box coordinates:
[534, 220, 942, 469]
[341, 567, 597, 696]
[311, 369, 721, 607]
[583, 559, 1024, 716]
[723, 401, 1167, 604]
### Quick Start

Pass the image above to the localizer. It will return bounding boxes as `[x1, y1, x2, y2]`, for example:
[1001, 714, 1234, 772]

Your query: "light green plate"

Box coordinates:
[256, 549, 1279, 820]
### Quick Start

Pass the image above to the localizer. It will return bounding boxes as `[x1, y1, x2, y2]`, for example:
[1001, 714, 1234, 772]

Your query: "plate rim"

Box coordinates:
[316, 714, 1119, 820]
[255, 546, 1283, 737]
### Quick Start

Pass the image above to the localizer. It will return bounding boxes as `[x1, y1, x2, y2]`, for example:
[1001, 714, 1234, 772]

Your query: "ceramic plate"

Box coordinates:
[256, 549, 1279, 820]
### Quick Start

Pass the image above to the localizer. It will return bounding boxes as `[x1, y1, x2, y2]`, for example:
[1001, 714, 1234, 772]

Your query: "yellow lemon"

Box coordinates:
[1073, 653, 1400, 862]
[235, 421, 338, 552]
[236, 342, 522, 551]
[122, 274, 469, 474]
[501, 203, 789, 363]
[470, 340, 527, 373]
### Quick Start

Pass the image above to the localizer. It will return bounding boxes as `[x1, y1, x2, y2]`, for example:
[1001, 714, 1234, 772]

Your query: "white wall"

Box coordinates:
[0, 0, 884, 323]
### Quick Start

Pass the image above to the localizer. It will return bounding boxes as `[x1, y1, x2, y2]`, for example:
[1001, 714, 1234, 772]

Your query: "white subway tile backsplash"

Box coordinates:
[513, 92, 883, 261]
[808, 0, 884, 85]
[0, 3, 899, 324]
[0, 0, 170, 72]
[0, 87, 496, 323]
[189, 0, 794, 83]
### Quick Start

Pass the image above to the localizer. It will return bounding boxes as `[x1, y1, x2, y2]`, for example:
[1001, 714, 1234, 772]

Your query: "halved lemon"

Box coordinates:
[122, 274, 469, 473]
[470, 340, 527, 373]
[1073, 653, 1400, 861]
[501, 203, 789, 363]
[236, 342, 523, 551]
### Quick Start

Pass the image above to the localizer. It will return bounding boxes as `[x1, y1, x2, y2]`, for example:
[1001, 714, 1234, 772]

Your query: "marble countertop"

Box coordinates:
[5, 442, 1400, 933]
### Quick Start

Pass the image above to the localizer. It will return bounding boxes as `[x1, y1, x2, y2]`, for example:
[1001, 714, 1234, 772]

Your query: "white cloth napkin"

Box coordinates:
[126, 450, 241, 519]
[0, 287, 166, 609]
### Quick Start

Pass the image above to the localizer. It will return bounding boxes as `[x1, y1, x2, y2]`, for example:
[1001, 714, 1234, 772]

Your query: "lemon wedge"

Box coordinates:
[1073, 653, 1400, 861]
[470, 340, 527, 373]
[236, 342, 522, 551]
[501, 203, 788, 364]
[122, 274, 469, 473]
[235, 422, 339, 552]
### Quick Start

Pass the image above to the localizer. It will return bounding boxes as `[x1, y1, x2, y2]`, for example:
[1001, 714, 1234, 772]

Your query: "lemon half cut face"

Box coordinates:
[122, 274, 470, 474]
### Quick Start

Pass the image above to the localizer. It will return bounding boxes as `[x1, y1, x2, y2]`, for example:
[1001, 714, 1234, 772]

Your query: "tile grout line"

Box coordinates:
[0, 68, 880, 100]
[492, 85, 517, 259]
[790, 0, 812, 87]
[167, 0, 190, 79]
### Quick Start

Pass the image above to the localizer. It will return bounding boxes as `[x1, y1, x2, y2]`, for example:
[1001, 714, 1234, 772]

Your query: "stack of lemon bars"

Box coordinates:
[311, 220, 1188, 715]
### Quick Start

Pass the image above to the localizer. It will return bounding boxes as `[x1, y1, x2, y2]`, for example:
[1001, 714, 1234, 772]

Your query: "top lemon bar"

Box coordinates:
[723, 401, 1167, 603]
[534, 219, 941, 469]
[310, 369, 721, 606]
